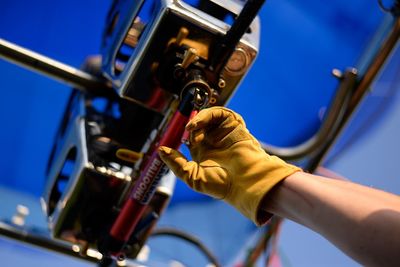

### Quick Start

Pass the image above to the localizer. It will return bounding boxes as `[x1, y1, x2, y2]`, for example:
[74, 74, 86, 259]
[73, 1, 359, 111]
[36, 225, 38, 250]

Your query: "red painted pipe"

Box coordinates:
[108, 106, 191, 253]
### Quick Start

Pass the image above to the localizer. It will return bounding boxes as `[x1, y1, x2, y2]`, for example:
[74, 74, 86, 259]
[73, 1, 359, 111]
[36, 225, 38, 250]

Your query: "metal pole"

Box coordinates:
[0, 38, 113, 96]
[261, 16, 400, 166]
[0, 221, 98, 263]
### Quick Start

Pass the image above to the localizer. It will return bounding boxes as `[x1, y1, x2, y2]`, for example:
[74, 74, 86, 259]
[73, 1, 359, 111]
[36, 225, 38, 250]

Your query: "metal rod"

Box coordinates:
[306, 16, 400, 171]
[348, 18, 400, 115]
[210, 0, 266, 73]
[261, 68, 358, 162]
[261, 16, 400, 166]
[0, 221, 98, 263]
[0, 38, 113, 96]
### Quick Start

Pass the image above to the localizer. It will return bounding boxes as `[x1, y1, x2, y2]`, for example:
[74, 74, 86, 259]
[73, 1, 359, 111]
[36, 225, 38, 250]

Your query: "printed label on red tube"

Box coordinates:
[132, 155, 169, 204]
[131, 111, 189, 205]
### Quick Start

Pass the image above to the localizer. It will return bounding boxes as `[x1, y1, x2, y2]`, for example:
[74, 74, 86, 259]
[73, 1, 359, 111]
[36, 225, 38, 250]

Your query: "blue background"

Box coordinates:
[0, 0, 384, 201]
[1, 0, 399, 266]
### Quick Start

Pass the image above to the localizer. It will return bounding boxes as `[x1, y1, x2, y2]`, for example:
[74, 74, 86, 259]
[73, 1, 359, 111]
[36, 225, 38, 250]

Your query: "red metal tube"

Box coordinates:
[109, 108, 190, 252]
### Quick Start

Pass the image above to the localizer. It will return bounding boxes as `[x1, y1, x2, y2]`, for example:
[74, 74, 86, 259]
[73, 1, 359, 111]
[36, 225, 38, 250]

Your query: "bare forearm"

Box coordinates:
[263, 171, 400, 267]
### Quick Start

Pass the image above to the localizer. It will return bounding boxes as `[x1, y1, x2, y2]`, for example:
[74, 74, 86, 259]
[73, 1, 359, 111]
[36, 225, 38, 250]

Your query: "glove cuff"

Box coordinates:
[254, 164, 301, 226]
[228, 158, 301, 226]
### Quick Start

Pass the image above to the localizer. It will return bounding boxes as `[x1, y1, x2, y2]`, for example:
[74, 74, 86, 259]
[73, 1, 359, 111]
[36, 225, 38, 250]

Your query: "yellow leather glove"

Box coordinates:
[158, 107, 301, 225]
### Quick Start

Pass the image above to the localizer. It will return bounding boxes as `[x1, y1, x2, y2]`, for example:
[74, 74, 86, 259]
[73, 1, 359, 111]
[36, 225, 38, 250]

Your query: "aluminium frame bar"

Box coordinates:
[261, 15, 400, 170]
[0, 38, 112, 96]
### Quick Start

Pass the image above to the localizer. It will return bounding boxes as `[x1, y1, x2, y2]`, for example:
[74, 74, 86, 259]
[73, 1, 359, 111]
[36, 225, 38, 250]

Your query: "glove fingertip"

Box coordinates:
[158, 146, 188, 167]
[158, 146, 172, 155]
[185, 120, 197, 131]
[158, 147, 177, 167]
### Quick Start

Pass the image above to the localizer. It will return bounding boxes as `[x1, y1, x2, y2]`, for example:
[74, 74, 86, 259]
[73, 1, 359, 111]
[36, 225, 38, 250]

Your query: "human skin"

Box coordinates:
[262, 171, 400, 267]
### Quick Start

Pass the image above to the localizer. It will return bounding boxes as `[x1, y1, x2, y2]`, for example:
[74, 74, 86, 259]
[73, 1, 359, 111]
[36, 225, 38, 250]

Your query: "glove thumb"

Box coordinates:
[158, 146, 228, 199]
[158, 146, 190, 179]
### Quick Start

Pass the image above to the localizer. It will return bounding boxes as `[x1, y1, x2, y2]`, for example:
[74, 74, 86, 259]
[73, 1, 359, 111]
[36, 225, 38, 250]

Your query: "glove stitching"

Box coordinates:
[222, 167, 232, 201]
[219, 165, 231, 200]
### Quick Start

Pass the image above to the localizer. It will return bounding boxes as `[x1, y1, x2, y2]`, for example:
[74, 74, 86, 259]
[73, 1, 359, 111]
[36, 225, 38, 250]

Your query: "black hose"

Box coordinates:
[151, 227, 221, 267]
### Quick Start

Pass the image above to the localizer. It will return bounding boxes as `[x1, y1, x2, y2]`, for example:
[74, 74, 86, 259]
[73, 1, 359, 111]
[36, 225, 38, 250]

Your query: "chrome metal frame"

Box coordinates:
[0, 38, 112, 96]
[101, 0, 260, 113]
[262, 14, 400, 172]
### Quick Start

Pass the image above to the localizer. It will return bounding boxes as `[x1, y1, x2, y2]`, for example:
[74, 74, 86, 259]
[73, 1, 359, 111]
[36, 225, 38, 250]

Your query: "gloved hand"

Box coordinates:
[158, 107, 301, 225]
